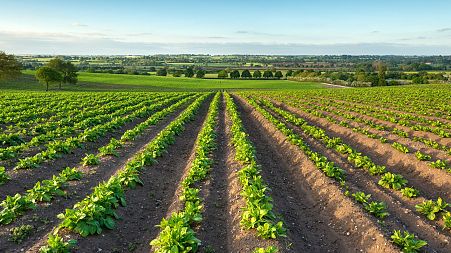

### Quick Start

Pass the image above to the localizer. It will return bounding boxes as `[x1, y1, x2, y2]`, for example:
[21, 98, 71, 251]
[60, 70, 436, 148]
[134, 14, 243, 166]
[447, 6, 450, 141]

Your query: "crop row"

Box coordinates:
[151, 92, 220, 252]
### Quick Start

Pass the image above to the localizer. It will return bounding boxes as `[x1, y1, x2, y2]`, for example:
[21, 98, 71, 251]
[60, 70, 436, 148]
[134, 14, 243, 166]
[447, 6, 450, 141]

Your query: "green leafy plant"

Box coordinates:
[81, 153, 100, 166]
[253, 246, 278, 253]
[391, 230, 427, 253]
[443, 212, 451, 229]
[0, 194, 36, 224]
[378, 172, 407, 190]
[39, 234, 77, 253]
[364, 201, 389, 219]
[415, 151, 431, 161]
[415, 197, 449, 220]
[392, 142, 409, 153]
[0, 166, 10, 185]
[10, 224, 34, 243]
[430, 160, 448, 170]
[400, 187, 419, 198]
[352, 191, 371, 204]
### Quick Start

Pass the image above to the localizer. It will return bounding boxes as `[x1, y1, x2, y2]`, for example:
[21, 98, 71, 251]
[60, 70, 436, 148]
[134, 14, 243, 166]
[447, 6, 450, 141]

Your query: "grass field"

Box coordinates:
[0, 71, 324, 91]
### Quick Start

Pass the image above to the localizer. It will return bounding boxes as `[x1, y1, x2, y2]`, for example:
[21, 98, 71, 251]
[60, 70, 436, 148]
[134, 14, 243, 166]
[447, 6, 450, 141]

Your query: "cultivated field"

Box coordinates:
[1, 85, 451, 252]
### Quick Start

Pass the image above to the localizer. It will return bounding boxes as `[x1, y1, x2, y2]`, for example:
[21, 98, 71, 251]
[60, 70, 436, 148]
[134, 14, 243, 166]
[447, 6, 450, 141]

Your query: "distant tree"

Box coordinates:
[47, 58, 78, 89]
[156, 68, 168, 76]
[196, 69, 206, 78]
[0, 51, 22, 80]
[274, 71, 283, 79]
[241, 69, 252, 78]
[230, 70, 240, 79]
[185, 67, 194, 78]
[149, 67, 156, 72]
[253, 70, 262, 78]
[373, 61, 387, 86]
[35, 66, 63, 91]
[285, 69, 293, 77]
[173, 70, 183, 77]
[263, 70, 273, 79]
[217, 70, 228, 79]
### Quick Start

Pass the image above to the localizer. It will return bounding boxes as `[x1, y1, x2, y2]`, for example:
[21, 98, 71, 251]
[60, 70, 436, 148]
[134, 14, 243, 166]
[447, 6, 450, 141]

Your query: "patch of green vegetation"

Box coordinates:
[1, 71, 324, 91]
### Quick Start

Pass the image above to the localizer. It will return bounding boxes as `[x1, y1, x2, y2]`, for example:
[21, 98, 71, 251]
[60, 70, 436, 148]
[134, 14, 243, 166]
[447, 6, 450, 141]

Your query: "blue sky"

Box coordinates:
[1, 0, 451, 55]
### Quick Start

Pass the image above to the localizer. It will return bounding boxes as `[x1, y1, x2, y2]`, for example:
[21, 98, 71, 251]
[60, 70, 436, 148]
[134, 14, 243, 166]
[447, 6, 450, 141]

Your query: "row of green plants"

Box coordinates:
[273, 95, 451, 173]
[13, 94, 190, 169]
[83, 94, 199, 165]
[0, 167, 82, 225]
[151, 92, 220, 252]
[256, 96, 451, 231]
[312, 95, 451, 137]
[38, 94, 210, 252]
[242, 95, 428, 253]
[0, 94, 168, 161]
[224, 92, 286, 245]
[1, 94, 149, 145]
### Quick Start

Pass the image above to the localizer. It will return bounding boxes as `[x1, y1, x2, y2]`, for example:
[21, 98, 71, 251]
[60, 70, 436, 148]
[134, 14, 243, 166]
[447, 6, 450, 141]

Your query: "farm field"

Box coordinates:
[1, 85, 451, 253]
[6, 70, 321, 92]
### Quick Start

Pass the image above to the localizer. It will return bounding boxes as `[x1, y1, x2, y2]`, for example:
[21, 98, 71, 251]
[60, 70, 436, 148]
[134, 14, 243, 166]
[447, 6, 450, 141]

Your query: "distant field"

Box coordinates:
[3, 71, 324, 91]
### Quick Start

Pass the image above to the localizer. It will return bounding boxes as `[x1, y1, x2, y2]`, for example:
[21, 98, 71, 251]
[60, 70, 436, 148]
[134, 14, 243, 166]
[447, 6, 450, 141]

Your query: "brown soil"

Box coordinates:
[0, 102, 193, 253]
[234, 95, 398, 253]
[259, 99, 451, 252]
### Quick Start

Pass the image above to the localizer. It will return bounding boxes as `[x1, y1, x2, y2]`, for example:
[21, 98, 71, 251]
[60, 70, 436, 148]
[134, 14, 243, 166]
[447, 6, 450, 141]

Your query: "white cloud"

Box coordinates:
[72, 22, 88, 27]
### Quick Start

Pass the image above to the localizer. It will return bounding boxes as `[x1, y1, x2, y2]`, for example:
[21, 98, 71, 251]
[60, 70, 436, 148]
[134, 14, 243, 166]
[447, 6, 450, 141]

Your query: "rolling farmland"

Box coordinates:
[1, 85, 451, 253]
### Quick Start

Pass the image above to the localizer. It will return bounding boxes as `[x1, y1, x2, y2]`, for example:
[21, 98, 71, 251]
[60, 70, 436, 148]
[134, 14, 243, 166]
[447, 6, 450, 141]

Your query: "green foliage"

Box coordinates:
[150, 213, 201, 253]
[400, 187, 419, 198]
[10, 224, 34, 243]
[391, 230, 427, 253]
[82, 153, 100, 166]
[39, 234, 77, 253]
[0, 194, 36, 224]
[35, 66, 63, 91]
[391, 142, 409, 153]
[415, 197, 449, 220]
[225, 93, 286, 239]
[0, 166, 10, 185]
[430, 160, 448, 170]
[415, 151, 431, 161]
[253, 246, 278, 253]
[0, 51, 22, 80]
[378, 172, 407, 190]
[443, 212, 451, 229]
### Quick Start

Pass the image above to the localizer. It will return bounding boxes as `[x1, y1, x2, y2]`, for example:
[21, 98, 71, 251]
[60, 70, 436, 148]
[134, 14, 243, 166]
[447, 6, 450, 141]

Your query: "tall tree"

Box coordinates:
[0, 51, 22, 80]
[156, 68, 167, 76]
[185, 67, 194, 78]
[253, 70, 262, 78]
[47, 58, 78, 89]
[373, 61, 387, 86]
[230, 70, 240, 79]
[217, 70, 228, 79]
[196, 69, 206, 78]
[35, 66, 63, 91]
[263, 70, 273, 79]
[241, 69, 252, 79]
[274, 71, 283, 79]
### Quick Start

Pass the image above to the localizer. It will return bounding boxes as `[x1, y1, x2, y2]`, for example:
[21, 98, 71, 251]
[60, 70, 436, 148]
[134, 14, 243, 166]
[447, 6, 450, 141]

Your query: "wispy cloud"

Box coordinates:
[72, 22, 88, 27]
[235, 30, 284, 36]
[437, 27, 451, 32]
